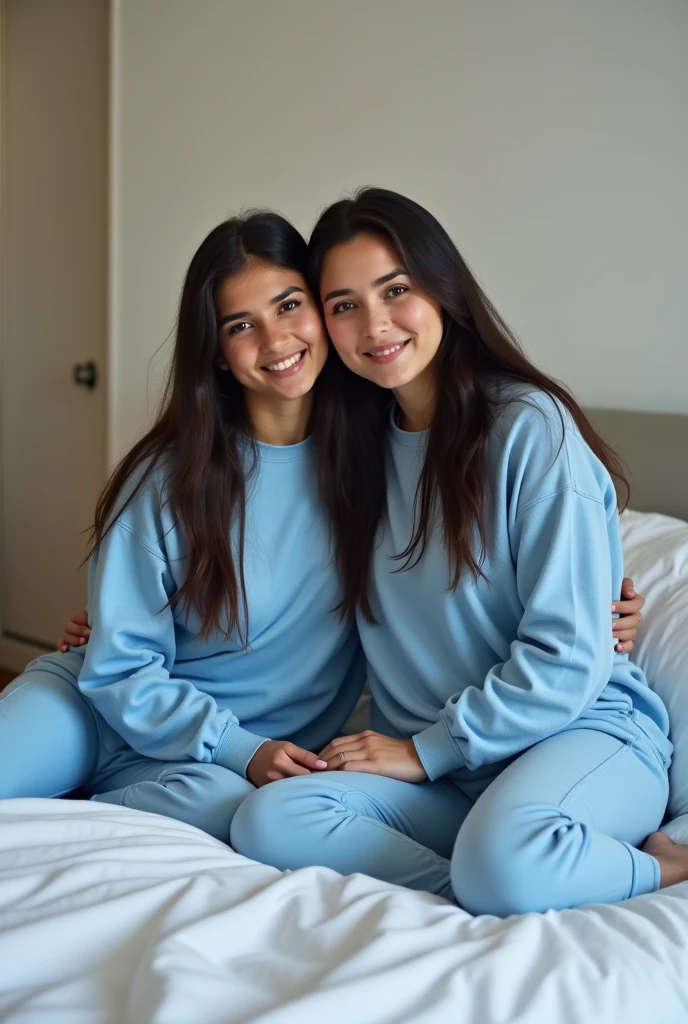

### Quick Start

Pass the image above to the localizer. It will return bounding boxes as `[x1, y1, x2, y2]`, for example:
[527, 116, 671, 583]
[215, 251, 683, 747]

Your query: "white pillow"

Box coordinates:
[662, 813, 688, 844]
[620, 510, 688, 819]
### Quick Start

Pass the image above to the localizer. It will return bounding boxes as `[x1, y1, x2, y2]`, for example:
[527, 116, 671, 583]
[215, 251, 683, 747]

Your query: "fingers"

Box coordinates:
[620, 578, 645, 607]
[318, 740, 341, 762]
[613, 601, 638, 651]
[64, 630, 89, 646]
[318, 732, 371, 762]
[321, 745, 367, 770]
[263, 761, 315, 784]
[278, 759, 311, 777]
[613, 614, 640, 633]
[613, 593, 645, 615]
[60, 617, 91, 649]
[341, 760, 377, 774]
[614, 627, 637, 643]
[274, 747, 324, 778]
[249, 740, 331, 787]
[58, 633, 87, 651]
[285, 744, 327, 770]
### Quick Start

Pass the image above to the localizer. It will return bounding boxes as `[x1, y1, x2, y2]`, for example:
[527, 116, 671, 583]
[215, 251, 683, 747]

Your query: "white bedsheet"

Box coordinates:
[0, 800, 687, 1024]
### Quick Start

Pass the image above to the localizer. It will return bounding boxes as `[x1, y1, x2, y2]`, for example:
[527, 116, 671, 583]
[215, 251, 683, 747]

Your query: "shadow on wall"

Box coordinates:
[0, 669, 16, 693]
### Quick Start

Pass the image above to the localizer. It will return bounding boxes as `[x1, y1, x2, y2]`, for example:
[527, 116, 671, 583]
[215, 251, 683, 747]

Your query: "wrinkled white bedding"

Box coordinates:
[0, 800, 686, 1024]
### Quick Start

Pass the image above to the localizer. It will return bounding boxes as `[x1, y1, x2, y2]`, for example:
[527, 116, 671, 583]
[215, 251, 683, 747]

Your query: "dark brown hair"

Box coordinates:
[91, 211, 316, 644]
[309, 188, 629, 623]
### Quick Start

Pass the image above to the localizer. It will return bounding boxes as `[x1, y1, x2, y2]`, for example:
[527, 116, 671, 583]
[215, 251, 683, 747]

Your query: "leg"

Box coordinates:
[0, 652, 98, 798]
[89, 758, 255, 842]
[451, 728, 669, 917]
[230, 771, 472, 900]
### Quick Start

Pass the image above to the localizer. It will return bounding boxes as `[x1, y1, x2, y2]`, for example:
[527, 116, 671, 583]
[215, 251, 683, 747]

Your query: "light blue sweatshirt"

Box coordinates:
[360, 389, 671, 781]
[78, 437, 365, 778]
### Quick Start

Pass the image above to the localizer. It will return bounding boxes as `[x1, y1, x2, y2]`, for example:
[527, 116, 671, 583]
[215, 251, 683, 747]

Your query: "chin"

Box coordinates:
[367, 367, 413, 391]
[277, 377, 315, 399]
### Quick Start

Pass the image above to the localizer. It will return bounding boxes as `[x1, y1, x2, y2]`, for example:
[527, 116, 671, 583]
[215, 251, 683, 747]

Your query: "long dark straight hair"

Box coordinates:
[91, 211, 319, 644]
[309, 187, 629, 624]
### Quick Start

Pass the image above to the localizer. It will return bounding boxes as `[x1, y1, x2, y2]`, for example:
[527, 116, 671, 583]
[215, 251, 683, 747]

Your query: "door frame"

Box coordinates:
[0, 0, 40, 669]
[0, 0, 113, 671]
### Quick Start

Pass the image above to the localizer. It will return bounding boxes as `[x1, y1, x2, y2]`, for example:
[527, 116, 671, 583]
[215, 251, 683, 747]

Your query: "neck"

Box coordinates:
[244, 390, 313, 446]
[393, 368, 436, 432]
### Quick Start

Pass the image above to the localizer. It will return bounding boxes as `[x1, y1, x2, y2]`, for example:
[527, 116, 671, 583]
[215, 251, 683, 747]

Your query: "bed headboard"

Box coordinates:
[586, 408, 688, 522]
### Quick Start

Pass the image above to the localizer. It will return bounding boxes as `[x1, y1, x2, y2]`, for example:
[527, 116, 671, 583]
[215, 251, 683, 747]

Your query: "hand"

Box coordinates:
[58, 608, 90, 653]
[612, 577, 645, 654]
[318, 730, 428, 783]
[246, 740, 328, 788]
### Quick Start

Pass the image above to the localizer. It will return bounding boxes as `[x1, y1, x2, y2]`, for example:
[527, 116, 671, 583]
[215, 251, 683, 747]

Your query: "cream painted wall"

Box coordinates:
[110, 0, 688, 461]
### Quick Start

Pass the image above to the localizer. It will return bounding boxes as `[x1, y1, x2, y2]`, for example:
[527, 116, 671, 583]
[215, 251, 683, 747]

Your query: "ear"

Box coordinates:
[215, 352, 229, 371]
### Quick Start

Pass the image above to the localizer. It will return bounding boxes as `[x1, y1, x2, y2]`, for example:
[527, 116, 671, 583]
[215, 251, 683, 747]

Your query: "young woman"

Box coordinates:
[0, 212, 365, 839]
[230, 188, 685, 916]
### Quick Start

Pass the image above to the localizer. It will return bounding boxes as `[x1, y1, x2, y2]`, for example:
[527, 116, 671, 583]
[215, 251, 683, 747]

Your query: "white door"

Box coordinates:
[0, 0, 108, 662]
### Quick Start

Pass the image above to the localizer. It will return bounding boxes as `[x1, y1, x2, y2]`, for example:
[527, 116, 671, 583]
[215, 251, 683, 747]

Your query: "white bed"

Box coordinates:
[0, 799, 687, 1024]
[1, 508, 687, 1024]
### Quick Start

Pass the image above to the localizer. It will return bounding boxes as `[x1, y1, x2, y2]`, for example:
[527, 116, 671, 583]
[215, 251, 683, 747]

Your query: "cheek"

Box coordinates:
[402, 299, 443, 342]
[297, 310, 328, 350]
[221, 340, 256, 379]
[326, 318, 359, 361]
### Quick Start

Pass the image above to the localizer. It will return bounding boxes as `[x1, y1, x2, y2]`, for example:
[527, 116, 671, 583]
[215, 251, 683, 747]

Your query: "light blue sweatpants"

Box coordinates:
[0, 654, 254, 841]
[230, 721, 670, 916]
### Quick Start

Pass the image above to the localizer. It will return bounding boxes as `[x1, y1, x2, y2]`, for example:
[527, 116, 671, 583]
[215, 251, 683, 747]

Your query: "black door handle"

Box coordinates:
[73, 360, 98, 390]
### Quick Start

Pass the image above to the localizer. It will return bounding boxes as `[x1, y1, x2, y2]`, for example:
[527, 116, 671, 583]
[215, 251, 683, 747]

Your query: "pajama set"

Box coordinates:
[231, 390, 672, 915]
[0, 437, 365, 841]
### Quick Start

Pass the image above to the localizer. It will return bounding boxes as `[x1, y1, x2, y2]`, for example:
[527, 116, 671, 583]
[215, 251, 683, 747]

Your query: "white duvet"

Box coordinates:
[0, 800, 687, 1024]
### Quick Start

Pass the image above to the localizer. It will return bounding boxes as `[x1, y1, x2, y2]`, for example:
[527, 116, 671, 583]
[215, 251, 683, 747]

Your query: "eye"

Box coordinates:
[228, 321, 252, 336]
[386, 284, 409, 299]
[331, 300, 356, 315]
[279, 298, 302, 314]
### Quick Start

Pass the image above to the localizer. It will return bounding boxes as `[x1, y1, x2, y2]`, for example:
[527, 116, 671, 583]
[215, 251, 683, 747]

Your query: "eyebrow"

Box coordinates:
[323, 268, 407, 303]
[217, 285, 305, 327]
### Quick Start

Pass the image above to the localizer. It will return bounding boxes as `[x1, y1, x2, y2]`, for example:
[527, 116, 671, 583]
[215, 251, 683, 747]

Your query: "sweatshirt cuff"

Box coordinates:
[214, 724, 269, 778]
[412, 719, 465, 781]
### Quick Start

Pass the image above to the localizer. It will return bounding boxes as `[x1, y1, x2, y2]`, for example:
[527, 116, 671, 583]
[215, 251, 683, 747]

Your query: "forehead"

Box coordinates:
[320, 233, 404, 286]
[215, 259, 307, 314]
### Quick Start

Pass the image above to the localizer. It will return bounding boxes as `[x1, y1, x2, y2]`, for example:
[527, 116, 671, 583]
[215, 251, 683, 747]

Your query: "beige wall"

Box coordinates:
[0, 0, 108, 660]
[110, 0, 688, 461]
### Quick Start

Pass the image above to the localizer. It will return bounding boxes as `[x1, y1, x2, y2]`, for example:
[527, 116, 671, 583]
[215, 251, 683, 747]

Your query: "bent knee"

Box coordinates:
[451, 806, 576, 917]
[0, 665, 98, 797]
[230, 775, 340, 868]
[154, 763, 254, 840]
[20, 649, 86, 688]
[230, 777, 303, 864]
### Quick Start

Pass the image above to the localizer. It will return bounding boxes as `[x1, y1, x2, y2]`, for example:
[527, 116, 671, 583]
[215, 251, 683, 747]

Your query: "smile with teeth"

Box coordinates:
[371, 344, 402, 357]
[263, 351, 305, 372]
[365, 339, 410, 360]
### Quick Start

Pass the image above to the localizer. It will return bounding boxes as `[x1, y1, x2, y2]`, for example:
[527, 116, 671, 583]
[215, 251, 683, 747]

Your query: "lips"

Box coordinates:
[262, 350, 306, 373]
[364, 339, 410, 364]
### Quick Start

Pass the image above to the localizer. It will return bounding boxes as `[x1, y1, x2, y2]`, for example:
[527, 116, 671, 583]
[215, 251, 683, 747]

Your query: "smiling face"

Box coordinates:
[320, 233, 444, 404]
[215, 259, 328, 407]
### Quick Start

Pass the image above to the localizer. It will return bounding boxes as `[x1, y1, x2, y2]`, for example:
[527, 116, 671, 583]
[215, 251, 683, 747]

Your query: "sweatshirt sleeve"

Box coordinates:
[78, 520, 268, 778]
[413, 402, 618, 780]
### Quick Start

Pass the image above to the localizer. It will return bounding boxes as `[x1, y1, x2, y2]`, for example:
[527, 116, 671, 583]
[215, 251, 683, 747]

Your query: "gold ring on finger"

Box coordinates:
[339, 751, 346, 765]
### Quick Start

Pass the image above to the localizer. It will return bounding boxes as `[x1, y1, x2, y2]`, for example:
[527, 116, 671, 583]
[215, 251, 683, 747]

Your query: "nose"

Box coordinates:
[261, 322, 293, 353]
[363, 303, 391, 341]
